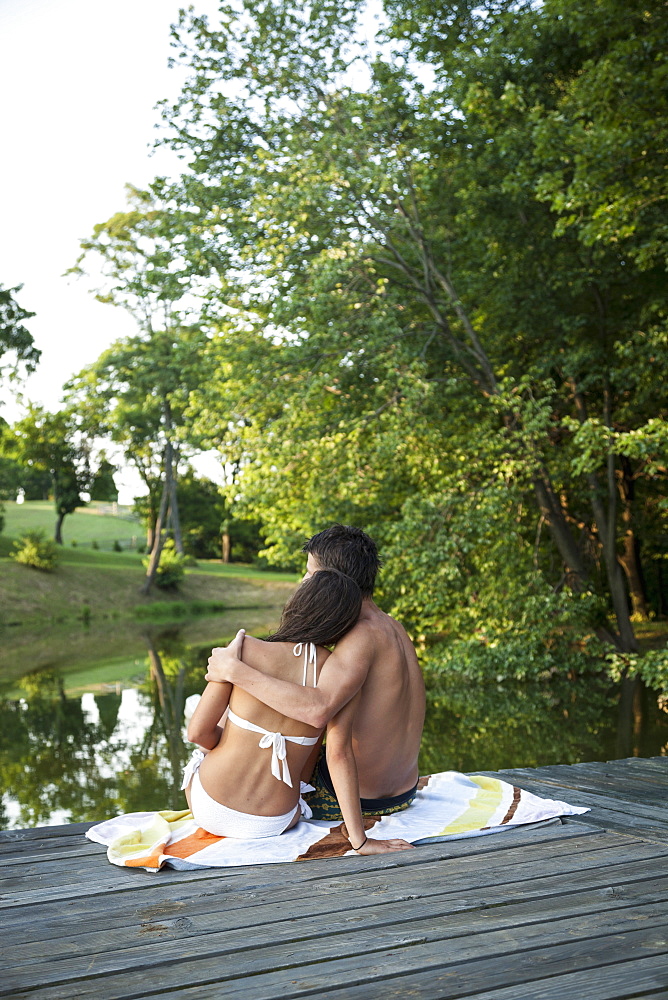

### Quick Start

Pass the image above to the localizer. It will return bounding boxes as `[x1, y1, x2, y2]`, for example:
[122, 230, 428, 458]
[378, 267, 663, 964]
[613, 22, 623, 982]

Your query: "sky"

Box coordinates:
[0, 0, 220, 500]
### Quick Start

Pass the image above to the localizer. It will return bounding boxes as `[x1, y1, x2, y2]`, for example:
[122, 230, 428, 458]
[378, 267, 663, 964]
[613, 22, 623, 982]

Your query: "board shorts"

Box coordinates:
[303, 746, 419, 821]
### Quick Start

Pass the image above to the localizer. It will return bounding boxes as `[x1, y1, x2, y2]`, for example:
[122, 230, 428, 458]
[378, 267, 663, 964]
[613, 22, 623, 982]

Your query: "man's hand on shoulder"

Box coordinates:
[206, 629, 245, 684]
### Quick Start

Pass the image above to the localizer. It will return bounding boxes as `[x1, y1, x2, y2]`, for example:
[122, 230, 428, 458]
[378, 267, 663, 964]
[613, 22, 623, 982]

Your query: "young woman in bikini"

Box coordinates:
[182, 568, 413, 855]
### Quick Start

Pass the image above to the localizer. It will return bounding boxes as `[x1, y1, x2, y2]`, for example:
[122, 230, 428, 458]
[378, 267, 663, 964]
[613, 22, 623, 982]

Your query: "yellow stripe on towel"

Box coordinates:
[107, 814, 171, 864]
[435, 775, 505, 836]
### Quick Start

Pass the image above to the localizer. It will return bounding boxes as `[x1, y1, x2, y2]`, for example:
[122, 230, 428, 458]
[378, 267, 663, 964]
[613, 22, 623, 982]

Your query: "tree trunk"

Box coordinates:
[54, 511, 65, 545]
[532, 473, 589, 592]
[618, 456, 650, 620]
[619, 531, 650, 620]
[221, 530, 231, 563]
[615, 677, 639, 760]
[571, 384, 638, 653]
[162, 400, 184, 555]
[658, 560, 667, 617]
[169, 471, 184, 556]
[141, 445, 173, 595]
[146, 496, 157, 552]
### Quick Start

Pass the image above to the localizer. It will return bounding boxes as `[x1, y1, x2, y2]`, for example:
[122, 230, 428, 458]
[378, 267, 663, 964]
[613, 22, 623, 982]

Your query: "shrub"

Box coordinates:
[112, 539, 122, 552]
[143, 539, 186, 590]
[11, 530, 59, 572]
[91, 539, 99, 550]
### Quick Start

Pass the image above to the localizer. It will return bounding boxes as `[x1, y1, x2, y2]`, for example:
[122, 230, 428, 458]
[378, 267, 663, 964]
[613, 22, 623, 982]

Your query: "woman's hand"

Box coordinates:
[352, 837, 415, 855]
[206, 629, 246, 683]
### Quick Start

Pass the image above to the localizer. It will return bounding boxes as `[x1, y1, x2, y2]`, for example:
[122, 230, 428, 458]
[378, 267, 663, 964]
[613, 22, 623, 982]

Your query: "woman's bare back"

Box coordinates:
[198, 636, 327, 815]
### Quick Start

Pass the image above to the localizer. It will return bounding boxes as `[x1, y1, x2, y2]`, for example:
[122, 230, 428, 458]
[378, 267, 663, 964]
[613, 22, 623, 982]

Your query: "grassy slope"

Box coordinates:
[1, 501, 297, 618]
[1, 500, 141, 550]
[1, 545, 297, 625]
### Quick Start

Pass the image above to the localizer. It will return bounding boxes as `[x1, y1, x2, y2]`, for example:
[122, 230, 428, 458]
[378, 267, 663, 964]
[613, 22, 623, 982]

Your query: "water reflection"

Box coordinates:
[419, 673, 668, 775]
[1, 630, 666, 829]
[0, 628, 205, 828]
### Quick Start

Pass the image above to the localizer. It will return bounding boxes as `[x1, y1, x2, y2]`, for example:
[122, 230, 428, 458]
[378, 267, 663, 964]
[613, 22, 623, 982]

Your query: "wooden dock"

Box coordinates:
[2, 757, 668, 999]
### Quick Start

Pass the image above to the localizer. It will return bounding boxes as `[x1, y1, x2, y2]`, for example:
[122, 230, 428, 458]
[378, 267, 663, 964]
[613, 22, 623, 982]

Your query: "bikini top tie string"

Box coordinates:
[257, 730, 292, 788]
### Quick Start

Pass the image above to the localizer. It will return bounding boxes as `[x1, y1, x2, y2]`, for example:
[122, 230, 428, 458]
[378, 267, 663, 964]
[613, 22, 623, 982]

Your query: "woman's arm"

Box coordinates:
[187, 680, 232, 750]
[325, 695, 414, 856]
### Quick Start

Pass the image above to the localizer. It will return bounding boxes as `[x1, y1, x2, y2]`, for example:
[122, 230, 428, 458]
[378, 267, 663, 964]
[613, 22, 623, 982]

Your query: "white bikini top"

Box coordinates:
[226, 641, 319, 788]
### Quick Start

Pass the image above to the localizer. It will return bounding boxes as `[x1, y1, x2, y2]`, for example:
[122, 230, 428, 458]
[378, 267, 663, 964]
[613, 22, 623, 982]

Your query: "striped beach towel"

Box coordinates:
[86, 771, 588, 872]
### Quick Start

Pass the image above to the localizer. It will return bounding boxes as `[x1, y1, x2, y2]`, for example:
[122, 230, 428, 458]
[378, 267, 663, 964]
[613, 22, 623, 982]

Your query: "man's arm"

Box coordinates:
[326, 694, 414, 856]
[206, 627, 372, 729]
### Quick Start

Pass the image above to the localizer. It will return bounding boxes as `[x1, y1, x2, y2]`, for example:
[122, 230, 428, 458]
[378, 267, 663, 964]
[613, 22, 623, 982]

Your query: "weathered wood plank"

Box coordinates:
[10, 916, 668, 999]
[8, 901, 668, 996]
[575, 758, 668, 781]
[4, 758, 668, 1000]
[5, 837, 661, 954]
[3, 830, 661, 913]
[6, 867, 668, 976]
[0, 821, 94, 843]
[477, 771, 668, 838]
[0, 824, 609, 907]
[0, 845, 109, 869]
[508, 765, 668, 804]
[511, 778, 668, 821]
[605, 756, 668, 771]
[515, 764, 668, 806]
[297, 955, 668, 1000]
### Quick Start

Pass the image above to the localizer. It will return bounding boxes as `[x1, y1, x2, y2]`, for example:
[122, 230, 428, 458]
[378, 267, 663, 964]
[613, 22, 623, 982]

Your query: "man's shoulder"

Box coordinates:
[334, 619, 378, 651]
[336, 610, 406, 652]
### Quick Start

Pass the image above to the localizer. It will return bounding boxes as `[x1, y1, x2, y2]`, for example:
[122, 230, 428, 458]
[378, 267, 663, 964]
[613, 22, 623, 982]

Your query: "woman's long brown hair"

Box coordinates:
[266, 568, 362, 647]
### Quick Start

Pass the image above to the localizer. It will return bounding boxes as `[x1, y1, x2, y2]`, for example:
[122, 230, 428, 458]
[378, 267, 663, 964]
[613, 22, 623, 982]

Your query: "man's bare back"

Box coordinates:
[330, 602, 425, 798]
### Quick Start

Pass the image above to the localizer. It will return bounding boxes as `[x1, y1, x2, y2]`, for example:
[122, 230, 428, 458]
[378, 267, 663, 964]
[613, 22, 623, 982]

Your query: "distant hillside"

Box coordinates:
[1, 501, 142, 553]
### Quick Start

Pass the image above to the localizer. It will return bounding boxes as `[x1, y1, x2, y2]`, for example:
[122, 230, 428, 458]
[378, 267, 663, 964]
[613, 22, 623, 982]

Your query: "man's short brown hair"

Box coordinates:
[303, 524, 380, 597]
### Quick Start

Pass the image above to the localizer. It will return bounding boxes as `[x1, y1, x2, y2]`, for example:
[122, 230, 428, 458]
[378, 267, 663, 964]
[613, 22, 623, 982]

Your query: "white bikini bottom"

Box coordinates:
[183, 749, 313, 839]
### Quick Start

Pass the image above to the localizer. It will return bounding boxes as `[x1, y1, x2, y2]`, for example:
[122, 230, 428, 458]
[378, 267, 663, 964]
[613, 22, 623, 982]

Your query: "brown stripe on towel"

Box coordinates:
[297, 817, 381, 861]
[501, 786, 522, 825]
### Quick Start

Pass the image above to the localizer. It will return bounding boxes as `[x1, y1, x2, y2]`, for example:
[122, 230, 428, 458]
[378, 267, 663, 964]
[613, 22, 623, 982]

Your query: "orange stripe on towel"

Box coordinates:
[164, 828, 223, 858]
[125, 847, 167, 868]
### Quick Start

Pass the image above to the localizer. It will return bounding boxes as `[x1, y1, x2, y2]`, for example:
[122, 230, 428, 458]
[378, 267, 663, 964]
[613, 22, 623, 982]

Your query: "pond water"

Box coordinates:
[1, 620, 667, 830]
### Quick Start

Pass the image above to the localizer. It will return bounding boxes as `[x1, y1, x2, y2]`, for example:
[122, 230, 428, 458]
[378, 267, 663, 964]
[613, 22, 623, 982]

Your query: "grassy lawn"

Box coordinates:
[184, 560, 298, 583]
[1, 500, 141, 551]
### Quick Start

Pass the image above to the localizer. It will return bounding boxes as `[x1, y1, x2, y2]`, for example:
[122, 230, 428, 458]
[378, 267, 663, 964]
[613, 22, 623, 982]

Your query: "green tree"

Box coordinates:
[157, 0, 667, 672]
[0, 283, 39, 536]
[0, 284, 39, 386]
[9, 406, 92, 544]
[68, 328, 217, 587]
[68, 185, 224, 592]
[89, 454, 118, 502]
[0, 455, 51, 502]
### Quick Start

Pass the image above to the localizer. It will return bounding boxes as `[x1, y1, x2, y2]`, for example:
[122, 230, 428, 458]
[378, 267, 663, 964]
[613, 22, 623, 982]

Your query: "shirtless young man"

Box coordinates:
[206, 525, 426, 821]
